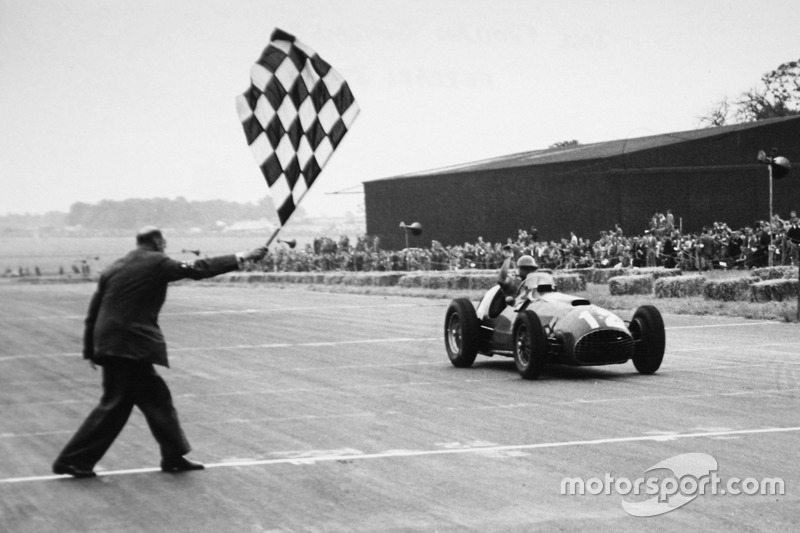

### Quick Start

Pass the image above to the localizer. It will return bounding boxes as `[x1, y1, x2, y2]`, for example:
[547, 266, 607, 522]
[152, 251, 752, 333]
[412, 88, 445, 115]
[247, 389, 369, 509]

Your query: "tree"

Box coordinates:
[698, 97, 731, 127]
[549, 139, 580, 149]
[63, 196, 286, 231]
[699, 59, 800, 127]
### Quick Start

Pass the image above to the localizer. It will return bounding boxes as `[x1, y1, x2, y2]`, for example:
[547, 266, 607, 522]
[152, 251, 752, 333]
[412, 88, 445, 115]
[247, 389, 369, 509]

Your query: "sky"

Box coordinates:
[1, 0, 799, 220]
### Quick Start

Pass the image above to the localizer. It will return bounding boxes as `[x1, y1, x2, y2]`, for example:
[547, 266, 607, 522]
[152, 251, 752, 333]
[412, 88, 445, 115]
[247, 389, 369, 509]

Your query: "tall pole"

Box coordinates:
[768, 163, 774, 268]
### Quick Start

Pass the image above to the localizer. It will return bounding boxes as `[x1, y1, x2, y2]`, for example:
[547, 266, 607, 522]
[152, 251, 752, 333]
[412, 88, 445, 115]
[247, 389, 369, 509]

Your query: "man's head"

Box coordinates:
[516, 254, 538, 280]
[136, 226, 166, 252]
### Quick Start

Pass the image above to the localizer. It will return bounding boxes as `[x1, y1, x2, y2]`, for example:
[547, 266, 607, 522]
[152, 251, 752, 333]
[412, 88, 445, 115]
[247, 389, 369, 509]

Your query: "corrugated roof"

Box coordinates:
[372, 115, 800, 181]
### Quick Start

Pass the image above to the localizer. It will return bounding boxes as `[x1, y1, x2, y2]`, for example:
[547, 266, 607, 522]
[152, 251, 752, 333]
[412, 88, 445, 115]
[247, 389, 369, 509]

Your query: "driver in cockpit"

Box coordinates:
[497, 248, 539, 298]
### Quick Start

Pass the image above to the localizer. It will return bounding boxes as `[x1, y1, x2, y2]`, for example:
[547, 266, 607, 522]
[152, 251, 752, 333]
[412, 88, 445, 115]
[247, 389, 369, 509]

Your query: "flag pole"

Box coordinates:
[265, 226, 282, 248]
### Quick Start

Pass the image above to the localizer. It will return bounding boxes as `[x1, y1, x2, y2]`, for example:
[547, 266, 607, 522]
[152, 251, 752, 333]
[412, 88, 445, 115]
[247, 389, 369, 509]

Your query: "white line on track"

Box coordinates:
[0, 337, 439, 361]
[665, 322, 772, 330]
[0, 303, 434, 323]
[3, 426, 798, 484]
[669, 341, 797, 353]
[160, 303, 431, 317]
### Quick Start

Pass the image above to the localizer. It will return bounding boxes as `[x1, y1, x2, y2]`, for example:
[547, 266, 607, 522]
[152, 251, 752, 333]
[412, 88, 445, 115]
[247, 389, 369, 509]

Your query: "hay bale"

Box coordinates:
[447, 274, 498, 291]
[752, 266, 799, 280]
[446, 274, 470, 290]
[654, 275, 706, 298]
[325, 273, 346, 284]
[349, 273, 372, 286]
[553, 274, 586, 293]
[416, 275, 447, 289]
[559, 268, 594, 285]
[469, 275, 500, 291]
[750, 279, 799, 302]
[703, 277, 755, 301]
[371, 273, 403, 286]
[590, 268, 628, 284]
[628, 267, 682, 280]
[397, 273, 425, 288]
[396, 273, 482, 290]
[608, 275, 653, 295]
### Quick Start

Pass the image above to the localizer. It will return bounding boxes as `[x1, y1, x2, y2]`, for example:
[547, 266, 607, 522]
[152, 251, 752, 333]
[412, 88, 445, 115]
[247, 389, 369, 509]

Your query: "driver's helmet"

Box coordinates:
[516, 255, 538, 279]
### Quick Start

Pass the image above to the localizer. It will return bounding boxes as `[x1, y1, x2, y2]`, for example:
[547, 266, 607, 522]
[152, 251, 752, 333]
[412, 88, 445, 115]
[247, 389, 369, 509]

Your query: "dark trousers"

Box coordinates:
[55, 358, 190, 469]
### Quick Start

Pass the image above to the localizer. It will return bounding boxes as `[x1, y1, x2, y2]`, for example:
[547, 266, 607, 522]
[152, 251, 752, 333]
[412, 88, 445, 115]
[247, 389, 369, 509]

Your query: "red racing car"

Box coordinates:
[444, 271, 665, 379]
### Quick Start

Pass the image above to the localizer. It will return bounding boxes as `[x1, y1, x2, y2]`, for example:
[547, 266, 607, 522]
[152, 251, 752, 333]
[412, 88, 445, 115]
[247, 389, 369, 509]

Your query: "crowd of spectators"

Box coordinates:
[251, 209, 800, 273]
[6, 210, 799, 277]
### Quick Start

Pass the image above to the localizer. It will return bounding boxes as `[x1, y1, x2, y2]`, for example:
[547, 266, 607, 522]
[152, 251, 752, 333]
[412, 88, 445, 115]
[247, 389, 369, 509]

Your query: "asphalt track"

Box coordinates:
[0, 281, 798, 532]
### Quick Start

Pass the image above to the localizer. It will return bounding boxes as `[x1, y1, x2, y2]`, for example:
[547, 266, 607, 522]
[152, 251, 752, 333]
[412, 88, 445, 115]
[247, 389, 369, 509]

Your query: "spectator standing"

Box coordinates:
[787, 217, 800, 266]
[699, 228, 716, 270]
[645, 231, 658, 267]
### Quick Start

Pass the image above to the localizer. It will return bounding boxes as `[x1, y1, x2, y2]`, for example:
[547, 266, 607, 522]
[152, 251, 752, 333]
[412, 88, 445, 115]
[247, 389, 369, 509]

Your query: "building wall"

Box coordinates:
[365, 118, 800, 249]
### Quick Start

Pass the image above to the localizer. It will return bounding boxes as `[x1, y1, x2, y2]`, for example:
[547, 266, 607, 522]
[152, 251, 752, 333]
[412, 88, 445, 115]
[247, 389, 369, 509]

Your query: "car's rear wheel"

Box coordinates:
[630, 305, 665, 374]
[513, 310, 547, 379]
[444, 298, 479, 368]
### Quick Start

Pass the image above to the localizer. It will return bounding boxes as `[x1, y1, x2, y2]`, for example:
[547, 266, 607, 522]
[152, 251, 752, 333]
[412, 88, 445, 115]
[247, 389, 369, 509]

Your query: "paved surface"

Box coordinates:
[0, 282, 798, 532]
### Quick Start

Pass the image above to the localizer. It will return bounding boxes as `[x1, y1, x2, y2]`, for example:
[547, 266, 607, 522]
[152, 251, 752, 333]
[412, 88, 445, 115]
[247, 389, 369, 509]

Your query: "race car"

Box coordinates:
[444, 271, 665, 379]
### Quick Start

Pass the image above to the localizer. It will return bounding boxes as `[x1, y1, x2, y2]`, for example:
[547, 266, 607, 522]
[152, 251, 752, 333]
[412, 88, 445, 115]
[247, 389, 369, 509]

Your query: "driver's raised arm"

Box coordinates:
[497, 257, 518, 296]
[497, 256, 512, 284]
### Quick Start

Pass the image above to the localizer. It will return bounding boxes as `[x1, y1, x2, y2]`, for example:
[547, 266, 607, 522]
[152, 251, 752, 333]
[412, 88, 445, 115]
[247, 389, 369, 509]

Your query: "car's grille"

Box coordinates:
[574, 329, 634, 364]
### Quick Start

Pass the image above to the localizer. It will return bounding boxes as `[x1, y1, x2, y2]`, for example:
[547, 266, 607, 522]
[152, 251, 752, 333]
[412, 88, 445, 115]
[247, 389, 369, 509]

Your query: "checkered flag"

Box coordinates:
[236, 28, 360, 226]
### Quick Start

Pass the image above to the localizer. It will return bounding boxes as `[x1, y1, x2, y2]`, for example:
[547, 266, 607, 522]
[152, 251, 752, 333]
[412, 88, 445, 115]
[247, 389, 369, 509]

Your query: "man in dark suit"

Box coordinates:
[52, 226, 267, 478]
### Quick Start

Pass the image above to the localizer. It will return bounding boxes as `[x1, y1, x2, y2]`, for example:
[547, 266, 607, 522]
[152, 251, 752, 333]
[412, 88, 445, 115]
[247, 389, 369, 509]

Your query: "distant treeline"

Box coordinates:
[1, 196, 306, 233]
[65, 197, 286, 230]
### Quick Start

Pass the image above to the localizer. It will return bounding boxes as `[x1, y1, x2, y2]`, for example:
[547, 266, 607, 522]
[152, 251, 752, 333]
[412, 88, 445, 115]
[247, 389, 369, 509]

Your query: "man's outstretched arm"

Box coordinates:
[161, 246, 269, 281]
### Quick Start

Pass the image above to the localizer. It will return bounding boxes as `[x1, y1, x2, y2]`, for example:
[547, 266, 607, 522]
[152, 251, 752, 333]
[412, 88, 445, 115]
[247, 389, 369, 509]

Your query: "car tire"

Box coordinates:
[513, 310, 547, 380]
[444, 298, 479, 368]
[631, 305, 665, 374]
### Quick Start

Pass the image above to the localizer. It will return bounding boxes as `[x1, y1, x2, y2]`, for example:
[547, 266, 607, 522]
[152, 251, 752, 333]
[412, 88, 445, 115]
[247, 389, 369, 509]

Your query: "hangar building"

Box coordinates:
[363, 115, 800, 250]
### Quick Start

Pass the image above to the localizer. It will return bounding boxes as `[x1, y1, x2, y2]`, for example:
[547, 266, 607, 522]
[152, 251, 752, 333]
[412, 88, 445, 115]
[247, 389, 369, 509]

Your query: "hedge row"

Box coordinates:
[220, 271, 586, 292]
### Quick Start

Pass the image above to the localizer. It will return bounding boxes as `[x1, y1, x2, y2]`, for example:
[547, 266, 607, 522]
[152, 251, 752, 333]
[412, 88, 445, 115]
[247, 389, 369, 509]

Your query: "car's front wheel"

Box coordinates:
[630, 305, 665, 374]
[513, 310, 547, 379]
[444, 298, 479, 368]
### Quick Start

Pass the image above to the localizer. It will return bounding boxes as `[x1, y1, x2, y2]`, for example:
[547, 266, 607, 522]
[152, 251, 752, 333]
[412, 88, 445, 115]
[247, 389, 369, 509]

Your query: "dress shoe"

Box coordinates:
[160, 456, 205, 473]
[52, 462, 97, 479]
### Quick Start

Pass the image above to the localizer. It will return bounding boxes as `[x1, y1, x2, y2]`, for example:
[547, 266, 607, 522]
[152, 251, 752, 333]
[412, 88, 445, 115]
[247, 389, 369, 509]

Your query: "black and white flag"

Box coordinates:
[236, 28, 359, 225]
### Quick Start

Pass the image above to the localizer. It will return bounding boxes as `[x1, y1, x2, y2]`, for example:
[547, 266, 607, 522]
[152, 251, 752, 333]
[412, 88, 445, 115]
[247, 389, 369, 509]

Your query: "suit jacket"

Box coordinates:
[83, 248, 240, 367]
